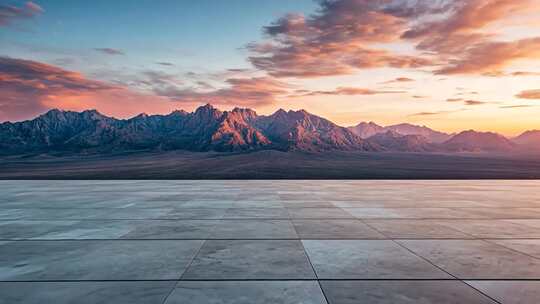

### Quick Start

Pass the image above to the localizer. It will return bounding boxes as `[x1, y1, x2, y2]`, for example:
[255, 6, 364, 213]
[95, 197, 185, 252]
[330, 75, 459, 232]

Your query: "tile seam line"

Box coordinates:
[360, 220, 502, 303]
[292, 219, 330, 304]
[160, 239, 208, 304]
[482, 239, 540, 261]
[390, 237, 503, 304]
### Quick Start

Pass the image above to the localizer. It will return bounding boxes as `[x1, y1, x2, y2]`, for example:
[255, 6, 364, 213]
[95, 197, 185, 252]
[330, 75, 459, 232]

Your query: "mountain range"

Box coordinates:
[0, 104, 538, 155]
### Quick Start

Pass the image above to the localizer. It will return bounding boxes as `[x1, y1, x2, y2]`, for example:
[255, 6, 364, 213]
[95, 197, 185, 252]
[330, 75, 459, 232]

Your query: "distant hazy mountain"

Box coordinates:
[441, 130, 516, 152]
[366, 131, 438, 152]
[348, 122, 452, 143]
[513, 130, 540, 150]
[385, 123, 452, 143]
[348, 122, 385, 139]
[0, 105, 528, 155]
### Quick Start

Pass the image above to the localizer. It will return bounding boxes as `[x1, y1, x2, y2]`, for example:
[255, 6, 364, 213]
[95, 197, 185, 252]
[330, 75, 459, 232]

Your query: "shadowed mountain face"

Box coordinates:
[0, 105, 532, 155]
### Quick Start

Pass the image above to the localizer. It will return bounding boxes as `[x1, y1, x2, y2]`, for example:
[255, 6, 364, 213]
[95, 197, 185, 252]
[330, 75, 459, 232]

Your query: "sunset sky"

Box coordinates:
[1, 0, 540, 136]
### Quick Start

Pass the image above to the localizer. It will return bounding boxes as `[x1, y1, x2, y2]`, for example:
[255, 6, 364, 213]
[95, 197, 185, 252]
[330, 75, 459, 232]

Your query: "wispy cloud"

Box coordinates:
[516, 89, 540, 99]
[0, 56, 116, 120]
[94, 48, 125, 56]
[435, 38, 540, 75]
[0, 1, 43, 26]
[290, 87, 406, 97]
[381, 77, 414, 84]
[156, 62, 174, 66]
[511, 71, 540, 76]
[500, 105, 534, 109]
[409, 109, 465, 117]
[151, 77, 290, 106]
[0, 57, 182, 122]
[464, 100, 487, 106]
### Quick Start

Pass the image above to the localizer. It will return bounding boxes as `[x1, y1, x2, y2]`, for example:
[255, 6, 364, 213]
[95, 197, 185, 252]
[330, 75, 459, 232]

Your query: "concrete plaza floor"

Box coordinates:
[1, 180, 540, 303]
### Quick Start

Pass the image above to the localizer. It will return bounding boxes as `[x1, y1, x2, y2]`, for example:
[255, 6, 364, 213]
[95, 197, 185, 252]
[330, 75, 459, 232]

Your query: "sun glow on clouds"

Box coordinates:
[1, 0, 540, 135]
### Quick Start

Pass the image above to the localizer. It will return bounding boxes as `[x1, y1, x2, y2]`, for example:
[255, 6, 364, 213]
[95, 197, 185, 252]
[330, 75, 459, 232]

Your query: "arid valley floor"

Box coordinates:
[1, 180, 540, 303]
[1, 151, 540, 179]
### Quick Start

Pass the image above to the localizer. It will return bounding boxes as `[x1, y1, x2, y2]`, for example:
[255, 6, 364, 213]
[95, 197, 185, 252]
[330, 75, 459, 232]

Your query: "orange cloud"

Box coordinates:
[436, 37, 540, 75]
[464, 100, 487, 106]
[401, 0, 540, 75]
[382, 77, 414, 84]
[403, 0, 536, 50]
[291, 87, 406, 97]
[516, 89, 540, 99]
[248, 0, 540, 77]
[0, 57, 179, 121]
[248, 1, 433, 78]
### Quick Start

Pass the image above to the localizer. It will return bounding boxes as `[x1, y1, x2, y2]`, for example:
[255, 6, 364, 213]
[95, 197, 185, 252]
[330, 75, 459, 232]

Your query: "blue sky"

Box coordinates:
[1, 0, 540, 135]
[2, 0, 316, 72]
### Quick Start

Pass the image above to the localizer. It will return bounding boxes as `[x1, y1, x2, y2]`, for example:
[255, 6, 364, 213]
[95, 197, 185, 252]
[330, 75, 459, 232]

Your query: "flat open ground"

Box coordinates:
[1, 151, 540, 179]
[1, 180, 540, 303]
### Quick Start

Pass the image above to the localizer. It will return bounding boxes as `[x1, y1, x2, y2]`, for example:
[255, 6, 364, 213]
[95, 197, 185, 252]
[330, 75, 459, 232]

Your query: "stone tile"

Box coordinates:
[121, 220, 218, 239]
[332, 200, 486, 208]
[399, 240, 540, 279]
[0, 220, 80, 240]
[466, 281, 540, 304]
[287, 208, 353, 219]
[321, 280, 496, 304]
[165, 281, 327, 304]
[223, 208, 289, 219]
[0, 208, 174, 220]
[364, 220, 473, 239]
[293, 220, 384, 239]
[506, 219, 540, 229]
[0, 281, 175, 304]
[0, 240, 203, 280]
[0, 220, 220, 240]
[448, 220, 540, 238]
[210, 220, 297, 239]
[302, 240, 449, 279]
[160, 208, 226, 219]
[182, 240, 316, 279]
[454, 208, 540, 219]
[282, 201, 336, 208]
[0, 209, 27, 220]
[490, 239, 540, 258]
[344, 208, 477, 219]
[0, 220, 133, 240]
[231, 201, 284, 208]
[174, 200, 235, 209]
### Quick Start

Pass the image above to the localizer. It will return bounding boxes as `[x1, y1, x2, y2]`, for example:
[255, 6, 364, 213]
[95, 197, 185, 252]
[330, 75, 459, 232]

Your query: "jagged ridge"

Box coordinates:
[0, 104, 377, 154]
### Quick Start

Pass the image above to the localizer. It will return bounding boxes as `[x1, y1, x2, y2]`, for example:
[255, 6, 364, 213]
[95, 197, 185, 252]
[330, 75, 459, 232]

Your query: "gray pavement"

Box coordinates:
[1, 180, 540, 303]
